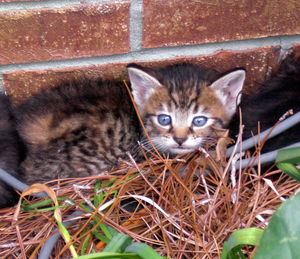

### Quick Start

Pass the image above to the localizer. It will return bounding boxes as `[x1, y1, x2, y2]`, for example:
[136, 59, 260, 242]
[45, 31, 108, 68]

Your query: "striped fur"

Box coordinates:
[13, 64, 244, 184]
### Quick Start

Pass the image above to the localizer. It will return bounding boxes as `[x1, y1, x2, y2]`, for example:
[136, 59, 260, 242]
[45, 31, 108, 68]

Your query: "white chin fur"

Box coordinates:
[152, 137, 202, 155]
[169, 147, 195, 155]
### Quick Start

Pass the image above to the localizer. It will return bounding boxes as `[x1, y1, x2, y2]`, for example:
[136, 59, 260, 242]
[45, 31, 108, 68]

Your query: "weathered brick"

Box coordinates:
[0, 2, 130, 64]
[3, 47, 280, 103]
[3, 63, 128, 102]
[143, 0, 300, 48]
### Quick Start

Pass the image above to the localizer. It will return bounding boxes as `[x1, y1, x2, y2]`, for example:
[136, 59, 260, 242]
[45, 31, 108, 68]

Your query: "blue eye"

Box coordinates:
[157, 114, 172, 126]
[192, 116, 208, 127]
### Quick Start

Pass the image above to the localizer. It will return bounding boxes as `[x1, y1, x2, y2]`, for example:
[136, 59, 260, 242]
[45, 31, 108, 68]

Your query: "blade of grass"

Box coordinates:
[98, 222, 119, 240]
[16, 184, 79, 258]
[75, 252, 140, 259]
[103, 233, 132, 252]
[125, 242, 167, 259]
[221, 228, 264, 259]
[81, 233, 92, 255]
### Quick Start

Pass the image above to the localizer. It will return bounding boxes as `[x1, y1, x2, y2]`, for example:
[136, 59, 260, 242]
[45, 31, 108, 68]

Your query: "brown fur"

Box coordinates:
[0, 94, 23, 207]
[198, 87, 229, 122]
[15, 80, 141, 185]
[12, 63, 242, 185]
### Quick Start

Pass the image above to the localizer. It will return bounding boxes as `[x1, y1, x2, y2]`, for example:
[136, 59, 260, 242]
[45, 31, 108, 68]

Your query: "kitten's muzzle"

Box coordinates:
[173, 136, 187, 146]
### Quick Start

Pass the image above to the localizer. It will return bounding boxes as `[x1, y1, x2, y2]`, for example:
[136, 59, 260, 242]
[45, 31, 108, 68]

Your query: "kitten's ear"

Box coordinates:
[127, 66, 162, 109]
[210, 69, 245, 117]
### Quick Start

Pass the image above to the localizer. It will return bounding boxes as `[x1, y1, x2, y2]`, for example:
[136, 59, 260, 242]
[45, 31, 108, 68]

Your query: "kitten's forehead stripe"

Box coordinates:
[168, 90, 179, 108]
[193, 104, 199, 114]
[203, 107, 209, 113]
[187, 97, 198, 109]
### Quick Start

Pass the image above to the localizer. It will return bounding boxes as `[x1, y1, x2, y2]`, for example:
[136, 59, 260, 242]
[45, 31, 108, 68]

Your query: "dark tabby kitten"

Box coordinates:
[1, 53, 299, 208]
[12, 64, 245, 185]
[230, 52, 300, 152]
[0, 94, 23, 207]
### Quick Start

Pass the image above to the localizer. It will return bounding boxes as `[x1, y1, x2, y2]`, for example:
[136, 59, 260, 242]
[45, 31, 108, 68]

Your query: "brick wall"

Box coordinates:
[0, 0, 299, 102]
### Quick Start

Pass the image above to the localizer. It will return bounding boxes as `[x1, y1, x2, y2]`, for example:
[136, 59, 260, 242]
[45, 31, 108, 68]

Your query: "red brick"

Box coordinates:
[0, 2, 130, 65]
[143, 0, 300, 48]
[3, 63, 128, 102]
[3, 47, 280, 103]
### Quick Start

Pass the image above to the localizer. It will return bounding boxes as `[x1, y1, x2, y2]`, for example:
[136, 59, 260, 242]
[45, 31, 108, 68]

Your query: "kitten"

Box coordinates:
[0, 94, 23, 207]
[229, 52, 300, 152]
[12, 64, 245, 185]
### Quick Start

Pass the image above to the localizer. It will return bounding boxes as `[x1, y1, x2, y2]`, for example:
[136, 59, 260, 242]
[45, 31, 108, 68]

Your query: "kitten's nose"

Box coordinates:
[173, 137, 187, 146]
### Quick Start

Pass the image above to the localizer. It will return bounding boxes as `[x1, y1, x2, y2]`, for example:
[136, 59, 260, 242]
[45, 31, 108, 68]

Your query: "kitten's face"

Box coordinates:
[128, 64, 245, 155]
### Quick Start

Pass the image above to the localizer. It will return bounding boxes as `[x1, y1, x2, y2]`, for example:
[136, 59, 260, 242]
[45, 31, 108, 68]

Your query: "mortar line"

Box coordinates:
[0, 35, 299, 73]
[0, 74, 4, 92]
[0, 0, 128, 11]
[130, 0, 143, 51]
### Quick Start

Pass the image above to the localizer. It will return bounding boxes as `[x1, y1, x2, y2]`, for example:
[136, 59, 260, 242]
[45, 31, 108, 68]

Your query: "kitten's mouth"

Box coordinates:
[171, 147, 195, 154]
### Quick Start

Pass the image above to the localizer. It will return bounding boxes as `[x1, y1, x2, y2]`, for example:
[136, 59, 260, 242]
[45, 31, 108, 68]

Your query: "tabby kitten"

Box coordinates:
[0, 94, 23, 207]
[229, 52, 300, 152]
[13, 64, 245, 185]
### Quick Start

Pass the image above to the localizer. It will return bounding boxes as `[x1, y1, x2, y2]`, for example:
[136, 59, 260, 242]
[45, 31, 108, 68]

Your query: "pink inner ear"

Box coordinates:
[127, 67, 162, 106]
[228, 73, 245, 95]
[210, 70, 245, 116]
[212, 70, 245, 97]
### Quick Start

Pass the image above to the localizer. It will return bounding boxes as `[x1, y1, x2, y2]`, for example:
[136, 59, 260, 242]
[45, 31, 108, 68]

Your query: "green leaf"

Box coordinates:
[254, 192, 300, 259]
[81, 233, 92, 255]
[79, 203, 94, 212]
[98, 222, 119, 240]
[21, 196, 73, 212]
[90, 219, 118, 243]
[103, 233, 132, 252]
[125, 242, 165, 259]
[94, 179, 102, 191]
[276, 147, 300, 164]
[75, 252, 139, 259]
[221, 228, 264, 259]
[93, 192, 105, 208]
[22, 205, 69, 212]
[92, 231, 110, 244]
[276, 147, 300, 182]
[98, 223, 111, 240]
[276, 162, 300, 182]
[56, 220, 78, 257]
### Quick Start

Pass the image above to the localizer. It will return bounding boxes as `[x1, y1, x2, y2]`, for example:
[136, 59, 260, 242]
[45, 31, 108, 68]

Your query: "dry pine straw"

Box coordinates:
[0, 139, 300, 259]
